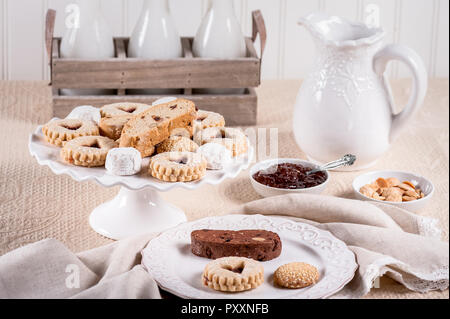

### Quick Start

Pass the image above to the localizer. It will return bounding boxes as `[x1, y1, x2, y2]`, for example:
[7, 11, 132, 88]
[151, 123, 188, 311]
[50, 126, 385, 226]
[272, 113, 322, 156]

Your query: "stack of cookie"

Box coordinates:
[41, 99, 249, 183]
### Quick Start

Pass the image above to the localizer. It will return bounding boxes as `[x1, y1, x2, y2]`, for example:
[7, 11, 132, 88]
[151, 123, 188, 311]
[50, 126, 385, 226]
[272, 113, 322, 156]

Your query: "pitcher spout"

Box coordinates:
[298, 12, 385, 48]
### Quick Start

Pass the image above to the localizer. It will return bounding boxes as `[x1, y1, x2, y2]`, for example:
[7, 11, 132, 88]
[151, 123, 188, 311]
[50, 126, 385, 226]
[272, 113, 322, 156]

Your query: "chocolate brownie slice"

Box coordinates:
[191, 229, 282, 261]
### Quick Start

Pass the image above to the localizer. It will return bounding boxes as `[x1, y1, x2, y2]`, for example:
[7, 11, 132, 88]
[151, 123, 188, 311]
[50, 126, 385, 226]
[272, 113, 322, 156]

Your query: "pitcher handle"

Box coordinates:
[373, 44, 428, 143]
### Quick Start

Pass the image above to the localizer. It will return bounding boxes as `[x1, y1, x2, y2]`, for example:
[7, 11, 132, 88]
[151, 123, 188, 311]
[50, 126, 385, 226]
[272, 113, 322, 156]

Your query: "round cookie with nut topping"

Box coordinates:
[202, 257, 264, 292]
[274, 262, 320, 289]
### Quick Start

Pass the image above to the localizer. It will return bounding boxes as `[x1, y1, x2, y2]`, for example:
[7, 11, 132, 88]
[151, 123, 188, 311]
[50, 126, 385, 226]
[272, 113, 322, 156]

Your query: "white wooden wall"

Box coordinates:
[0, 0, 449, 81]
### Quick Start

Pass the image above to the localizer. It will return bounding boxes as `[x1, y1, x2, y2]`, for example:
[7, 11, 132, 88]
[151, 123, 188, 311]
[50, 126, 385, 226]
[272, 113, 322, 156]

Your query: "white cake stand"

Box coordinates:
[29, 124, 253, 240]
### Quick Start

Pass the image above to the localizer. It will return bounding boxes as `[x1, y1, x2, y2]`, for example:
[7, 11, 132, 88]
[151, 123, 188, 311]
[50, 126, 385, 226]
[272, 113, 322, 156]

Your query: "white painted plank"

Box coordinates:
[233, 0, 244, 25]
[323, 0, 360, 21]
[397, 0, 434, 78]
[47, 0, 73, 37]
[246, 0, 282, 79]
[126, 0, 143, 35]
[127, 0, 203, 38]
[1, 0, 448, 80]
[200, 0, 243, 20]
[435, 0, 449, 77]
[283, 0, 320, 79]
[7, 0, 45, 80]
[101, 0, 125, 36]
[1, 0, 4, 80]
[361, 0, 397, 77]
[171, 0, 203, 37]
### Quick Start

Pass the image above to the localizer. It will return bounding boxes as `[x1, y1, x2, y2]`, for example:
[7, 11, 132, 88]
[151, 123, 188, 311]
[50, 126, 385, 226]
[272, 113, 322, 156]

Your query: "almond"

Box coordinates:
[402, 195, 417, 202]
[360, 185, 376, 197]
[386, 177, 401, 187]
[376, 178, 389, 189]
[403, 181, 416, 189]
[398, 183, 415, 192]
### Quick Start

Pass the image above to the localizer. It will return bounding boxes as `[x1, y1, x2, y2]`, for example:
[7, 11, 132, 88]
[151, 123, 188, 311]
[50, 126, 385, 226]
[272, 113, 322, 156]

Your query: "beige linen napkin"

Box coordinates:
[0, 194, 448, 298]
[0, 233, 161, 299]
[233, 194, 449, 298]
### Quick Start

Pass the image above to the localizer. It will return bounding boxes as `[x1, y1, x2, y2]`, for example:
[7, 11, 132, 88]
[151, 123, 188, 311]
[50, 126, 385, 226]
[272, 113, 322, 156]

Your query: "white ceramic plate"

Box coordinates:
[28, 123, 253, 192]
[142, 214, 357, 299]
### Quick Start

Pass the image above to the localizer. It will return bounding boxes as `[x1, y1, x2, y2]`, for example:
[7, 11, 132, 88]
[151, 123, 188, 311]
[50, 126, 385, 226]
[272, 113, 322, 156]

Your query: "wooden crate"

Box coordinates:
[45, 10, 266, 126]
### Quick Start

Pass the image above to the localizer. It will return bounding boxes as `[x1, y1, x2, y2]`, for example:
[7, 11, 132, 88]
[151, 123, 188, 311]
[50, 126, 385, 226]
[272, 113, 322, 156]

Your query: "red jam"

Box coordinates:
[252, 163, 327, 189]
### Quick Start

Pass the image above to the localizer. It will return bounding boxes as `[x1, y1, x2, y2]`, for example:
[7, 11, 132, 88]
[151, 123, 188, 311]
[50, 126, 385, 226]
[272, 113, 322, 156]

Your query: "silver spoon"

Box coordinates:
[306, 154, 356, 175]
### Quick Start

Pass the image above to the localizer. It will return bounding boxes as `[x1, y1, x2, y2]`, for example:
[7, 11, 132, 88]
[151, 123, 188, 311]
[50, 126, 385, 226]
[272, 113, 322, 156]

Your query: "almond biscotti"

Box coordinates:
[119, 99, 197, 157]
[99, 115, 132, 141]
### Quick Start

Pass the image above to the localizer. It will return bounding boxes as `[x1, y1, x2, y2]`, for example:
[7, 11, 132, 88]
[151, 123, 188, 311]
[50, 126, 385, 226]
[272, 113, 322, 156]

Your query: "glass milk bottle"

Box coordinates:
[60, 0, 115, 96]
[193, 0, 247, 94]
[128, 0, 183, 95]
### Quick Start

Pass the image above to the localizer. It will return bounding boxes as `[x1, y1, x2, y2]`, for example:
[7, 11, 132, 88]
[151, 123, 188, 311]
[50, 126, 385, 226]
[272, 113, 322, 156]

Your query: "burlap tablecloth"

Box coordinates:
[0, 79, 448, 298]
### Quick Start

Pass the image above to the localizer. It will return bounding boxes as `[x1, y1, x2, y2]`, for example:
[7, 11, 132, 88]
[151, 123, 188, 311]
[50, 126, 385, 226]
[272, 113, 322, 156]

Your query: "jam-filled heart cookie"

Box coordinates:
[194, 127, 248, 157]
[194, 110, 225, 133]
[100, 102, 151, 118]
[202, 257, 264, 292]
[61, 136, 117, 167]
[149, 151, 207, 182]
[274, 262, 320, 289]
[42, 119, 100, 147]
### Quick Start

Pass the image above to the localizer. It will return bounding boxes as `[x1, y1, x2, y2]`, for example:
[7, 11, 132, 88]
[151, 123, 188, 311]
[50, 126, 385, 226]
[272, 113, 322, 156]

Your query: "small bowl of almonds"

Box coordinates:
[352, 170, 434, 212]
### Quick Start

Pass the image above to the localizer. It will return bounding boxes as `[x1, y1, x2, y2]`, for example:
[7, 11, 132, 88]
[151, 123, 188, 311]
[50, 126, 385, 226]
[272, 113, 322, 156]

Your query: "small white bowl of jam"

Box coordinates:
[249, 158, 329, 198]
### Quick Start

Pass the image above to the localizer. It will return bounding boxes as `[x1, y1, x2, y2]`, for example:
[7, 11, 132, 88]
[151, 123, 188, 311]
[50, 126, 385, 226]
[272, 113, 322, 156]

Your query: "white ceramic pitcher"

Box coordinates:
[60, 0, 114, 96]
[128, 0, 182, 95]
[293, 13, 427, 170]
[193, 0, 246, 94]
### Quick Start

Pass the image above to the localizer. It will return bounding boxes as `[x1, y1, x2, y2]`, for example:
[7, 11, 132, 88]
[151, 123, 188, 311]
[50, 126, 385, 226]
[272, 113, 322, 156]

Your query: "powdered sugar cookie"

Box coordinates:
[105, 147, 142, 176]
[66, 105, 101, 124]
[196, 143, 232, 170]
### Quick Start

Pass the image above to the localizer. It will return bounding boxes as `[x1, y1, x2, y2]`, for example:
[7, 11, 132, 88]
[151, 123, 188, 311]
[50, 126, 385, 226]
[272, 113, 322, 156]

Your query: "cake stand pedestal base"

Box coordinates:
[89, 186, 187, 240]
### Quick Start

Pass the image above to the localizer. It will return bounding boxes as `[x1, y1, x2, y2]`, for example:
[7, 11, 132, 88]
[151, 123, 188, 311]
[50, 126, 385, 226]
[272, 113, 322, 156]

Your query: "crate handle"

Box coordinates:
[252, 10, 267, 58]
[45, 9, 56, 84]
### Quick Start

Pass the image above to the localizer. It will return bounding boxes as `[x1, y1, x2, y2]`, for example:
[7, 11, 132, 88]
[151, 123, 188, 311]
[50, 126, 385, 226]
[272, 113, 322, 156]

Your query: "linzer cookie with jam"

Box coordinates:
[100, 102, 151, 118]
[120, 99, 197, 157]
[191, 229, 282, 261]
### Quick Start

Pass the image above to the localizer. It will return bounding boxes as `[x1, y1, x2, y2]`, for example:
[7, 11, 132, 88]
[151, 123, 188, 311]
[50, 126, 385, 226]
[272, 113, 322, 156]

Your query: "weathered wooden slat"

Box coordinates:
[182, 38, 194, 95]
[52, 89, 257, 126]
[114, 38, 127, 95]
[52, 58, 260, 89]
